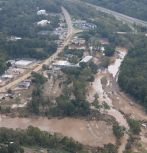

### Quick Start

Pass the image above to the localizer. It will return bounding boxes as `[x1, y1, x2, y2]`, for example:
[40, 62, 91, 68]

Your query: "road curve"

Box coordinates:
[0, 7, 76, 93]
[82, 1, 147, 27]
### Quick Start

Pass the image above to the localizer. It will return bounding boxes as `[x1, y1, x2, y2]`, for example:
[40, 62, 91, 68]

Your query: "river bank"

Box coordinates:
[0, 115, 116, 147]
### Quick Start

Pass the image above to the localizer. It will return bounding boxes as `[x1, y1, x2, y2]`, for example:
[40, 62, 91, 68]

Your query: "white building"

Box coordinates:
[53, 60, 79, 68]
[8, 36, 22, 41]
[100, 46, 105, 52]
[15, 60, 33, 68]
[7, 60, 16, 66]
[1, 74, 13, 80]
[79, 56, 93, 63]
[37, 10, 47, 16]
[6, 68, 24, 76]
[37, 20, 50, 27]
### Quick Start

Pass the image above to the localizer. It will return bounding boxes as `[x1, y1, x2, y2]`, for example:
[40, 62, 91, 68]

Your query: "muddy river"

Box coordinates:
[0, 115, 115, 147]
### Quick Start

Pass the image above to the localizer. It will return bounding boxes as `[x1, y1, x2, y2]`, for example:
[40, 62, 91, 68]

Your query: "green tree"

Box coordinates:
[128, 119, 141, 135]
[113, 124, 125, 139]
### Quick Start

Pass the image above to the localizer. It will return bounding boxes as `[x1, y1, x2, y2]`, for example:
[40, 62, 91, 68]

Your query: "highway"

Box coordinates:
[0, 7, 77, 93]
[83, 1, 147, 27]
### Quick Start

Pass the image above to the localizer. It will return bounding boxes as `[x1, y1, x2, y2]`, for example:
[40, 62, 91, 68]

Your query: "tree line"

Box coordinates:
[83, 0, 147, 21]
[0, 126, 83, 153]
[118, 36, 147, 111]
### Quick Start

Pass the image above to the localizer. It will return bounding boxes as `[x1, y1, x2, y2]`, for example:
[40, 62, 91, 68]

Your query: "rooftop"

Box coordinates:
[1, 74, 13, 79]
[53, 60, 71, 66]
[37, 20, 50, 26]
[15, 60, 33, 67]
[80, 56, 93, 63]
[53, 60, 80, 68]
[37, 10, 47, 15]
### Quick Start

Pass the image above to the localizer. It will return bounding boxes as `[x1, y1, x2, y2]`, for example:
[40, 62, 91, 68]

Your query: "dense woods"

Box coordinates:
[118, 36, 147, 111]
[83, 0, 147, 21]
[0, 126, 83, 153]
[0, 0, 60, 37]
[0, 0, 60, 74]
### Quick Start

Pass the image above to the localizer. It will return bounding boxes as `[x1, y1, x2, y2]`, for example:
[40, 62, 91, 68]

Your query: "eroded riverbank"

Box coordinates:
[0, 116, 116, 147]
[87, 48, 129, 153]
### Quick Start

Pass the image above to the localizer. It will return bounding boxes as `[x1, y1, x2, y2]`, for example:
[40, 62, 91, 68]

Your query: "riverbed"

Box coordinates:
[108, 49, 127, 79]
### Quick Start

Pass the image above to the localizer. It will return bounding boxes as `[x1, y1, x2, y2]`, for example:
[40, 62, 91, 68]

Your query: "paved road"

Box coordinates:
[83, 1, 147, 27]
[0, 7, 77, 93]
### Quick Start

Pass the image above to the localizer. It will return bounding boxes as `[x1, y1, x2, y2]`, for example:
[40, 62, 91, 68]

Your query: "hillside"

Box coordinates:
[82, 0, 147, 21]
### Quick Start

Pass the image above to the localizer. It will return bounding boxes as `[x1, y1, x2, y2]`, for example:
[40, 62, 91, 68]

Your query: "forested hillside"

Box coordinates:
[82, 0, 147, 21]
[118, 36, 147, 111]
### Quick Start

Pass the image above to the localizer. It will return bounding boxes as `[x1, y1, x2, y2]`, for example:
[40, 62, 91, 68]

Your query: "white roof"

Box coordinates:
[80, 56, 93, 63]
[2, 74, 13, 79]
[9, 36, 22, 41]
[7, 60, 16, 65]
[53, 60, 71, 66]
[37, 20, 50, 26]
[37, 10, 47, 15]
[12, 36, 21, 40]
[37, 10, 46, 13]
[101, 46, 105, 51]
[15, 60, 33, 66]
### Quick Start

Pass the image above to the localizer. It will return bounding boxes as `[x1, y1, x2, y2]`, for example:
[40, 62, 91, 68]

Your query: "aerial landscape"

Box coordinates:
[0, 0, 147, 153]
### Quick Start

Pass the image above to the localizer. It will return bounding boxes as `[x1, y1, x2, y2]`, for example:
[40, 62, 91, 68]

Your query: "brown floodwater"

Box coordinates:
[0, 115, 115, 147]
